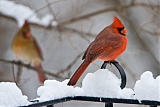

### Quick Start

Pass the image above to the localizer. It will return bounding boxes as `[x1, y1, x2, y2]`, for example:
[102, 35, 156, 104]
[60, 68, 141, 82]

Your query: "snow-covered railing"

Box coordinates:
[0, 62, 159, 107]
[21, 96, 160, 107]
[19, 61, 160, 107]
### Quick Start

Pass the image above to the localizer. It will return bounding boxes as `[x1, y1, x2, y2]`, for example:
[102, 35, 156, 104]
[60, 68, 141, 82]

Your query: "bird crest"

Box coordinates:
[21, 20, 31, 38]
[112, 16, 124, 28]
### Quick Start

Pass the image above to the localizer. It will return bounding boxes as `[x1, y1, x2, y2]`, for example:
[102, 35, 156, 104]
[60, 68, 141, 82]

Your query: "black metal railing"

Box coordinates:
[21, 96, 160, 107]
[20, 61, 160, 107]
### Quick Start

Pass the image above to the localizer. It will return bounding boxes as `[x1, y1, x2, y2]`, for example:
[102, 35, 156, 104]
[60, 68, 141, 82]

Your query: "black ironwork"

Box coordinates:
[20, 96, 160, 107]
[105, 102, 113, 107]
[101, 60, 126, 89]
[47, 105, 53, 107]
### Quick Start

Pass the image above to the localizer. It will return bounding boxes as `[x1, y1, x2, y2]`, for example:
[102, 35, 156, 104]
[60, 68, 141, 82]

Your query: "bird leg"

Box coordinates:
[101, 60, 118, 69]
[109, 60, 118, 64]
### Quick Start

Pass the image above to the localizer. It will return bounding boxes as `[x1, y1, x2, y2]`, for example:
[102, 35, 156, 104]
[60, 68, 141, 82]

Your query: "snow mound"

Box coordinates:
[134, 71, 160, 101]
[0, 0, 58, 27]
[118, 88, 135, 99]
[0, 82, 30, 107]
[82, 69, 134, 98]
[37, 70, 160, 102]
[37, 69, 134, 101]
[82, 69, 121, 97]
[37, 79, 84, 102]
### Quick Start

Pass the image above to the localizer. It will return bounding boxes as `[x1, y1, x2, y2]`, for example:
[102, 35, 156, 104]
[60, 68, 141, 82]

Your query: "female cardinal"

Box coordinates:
[68, 16, 128, 86]
[12, 21, 47, 83]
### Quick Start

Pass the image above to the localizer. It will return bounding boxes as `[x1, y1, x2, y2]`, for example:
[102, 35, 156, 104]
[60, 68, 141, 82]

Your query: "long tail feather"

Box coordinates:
[67, 61, 90, 86]
[34, 63, 47, 83]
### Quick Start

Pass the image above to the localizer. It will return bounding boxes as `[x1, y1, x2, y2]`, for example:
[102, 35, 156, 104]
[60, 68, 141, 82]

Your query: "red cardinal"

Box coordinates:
[12, 21, 47, 83]
[68, 16, 128, 86]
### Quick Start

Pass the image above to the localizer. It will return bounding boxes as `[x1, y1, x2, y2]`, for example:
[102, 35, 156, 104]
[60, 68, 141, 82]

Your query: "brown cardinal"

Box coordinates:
[12, 21, 47, 83]
[68, 16, 128, 86]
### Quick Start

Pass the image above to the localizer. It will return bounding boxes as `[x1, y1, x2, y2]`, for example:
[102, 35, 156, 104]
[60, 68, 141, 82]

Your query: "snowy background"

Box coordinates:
[0, 0, 160, 107]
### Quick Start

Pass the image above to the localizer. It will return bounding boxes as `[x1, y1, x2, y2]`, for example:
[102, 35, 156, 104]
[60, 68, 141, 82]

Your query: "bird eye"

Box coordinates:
[22, 31, 29, 38]
[22, 31, 31, 38]
[117, 27, 124, 32]
[22, 31, 26, 36]
[117, 27, 125, 36]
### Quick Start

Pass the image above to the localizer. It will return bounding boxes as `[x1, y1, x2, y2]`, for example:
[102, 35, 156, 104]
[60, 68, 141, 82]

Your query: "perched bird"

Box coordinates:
[68, 16, 128, 86]
[12, 21, 47, 83]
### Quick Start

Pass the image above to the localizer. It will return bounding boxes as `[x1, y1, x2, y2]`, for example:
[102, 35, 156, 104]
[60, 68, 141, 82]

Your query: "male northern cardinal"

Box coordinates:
[68, 16, 128, 86]
[12, 21, 47, 83]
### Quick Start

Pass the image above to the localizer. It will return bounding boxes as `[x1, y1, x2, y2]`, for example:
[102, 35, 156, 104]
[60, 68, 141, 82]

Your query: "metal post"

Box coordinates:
[149, 105, 157, 107]
[105, 102, 113, 107]
[47, 105, 54, 107]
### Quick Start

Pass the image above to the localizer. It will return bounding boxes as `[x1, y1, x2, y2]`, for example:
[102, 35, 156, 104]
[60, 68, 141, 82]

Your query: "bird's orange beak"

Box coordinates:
[26, 32, 31, 38]
[122, 28, 128, 34]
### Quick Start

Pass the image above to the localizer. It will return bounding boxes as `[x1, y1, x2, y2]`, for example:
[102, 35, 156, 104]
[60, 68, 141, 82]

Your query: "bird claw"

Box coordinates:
[101, 60, 118, 69]
[108, 60, 118, 65]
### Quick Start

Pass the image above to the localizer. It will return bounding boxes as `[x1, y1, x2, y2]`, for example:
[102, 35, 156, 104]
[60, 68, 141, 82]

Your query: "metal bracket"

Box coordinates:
[101, 61, 126, 89]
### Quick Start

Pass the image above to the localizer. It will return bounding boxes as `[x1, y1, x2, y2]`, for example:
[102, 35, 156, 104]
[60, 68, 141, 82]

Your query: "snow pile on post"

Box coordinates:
[37, 69, 135, 101]
[0, 70, 159, 106]
[0, 82, 30, 106]
[82, 69, 121, 98]
[134, 71, 160, 101]
[37, 80, 84, 102]
[0, 0, 58, 27]
[82, 69, 134, 99]
[37, 69, 160, 102]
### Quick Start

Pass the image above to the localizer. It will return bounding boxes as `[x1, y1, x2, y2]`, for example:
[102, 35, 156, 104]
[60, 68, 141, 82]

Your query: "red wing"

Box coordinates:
[89, 40, 120, 58]
[82, 41, 94, 60]
[85, 32, 122, 61]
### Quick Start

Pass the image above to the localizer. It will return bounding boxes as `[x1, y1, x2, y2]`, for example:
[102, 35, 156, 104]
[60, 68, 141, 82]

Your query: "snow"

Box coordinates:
[0, 82, 30, 107]
[0, 0, 58, 27]
[118, 88, 135, 99]
[37, 79, 84, 102]
[82, 69, 135, 99]
[82, 69, 134, 99]
[37, 70, 160, 102]
[51, 21, 59, 27]
[37, 69, 135, 101]
[82, 69, 121, 97]
[134, 71, 160, 101]
[41, 14, 54, 27]
[0, 70, 159, 106]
